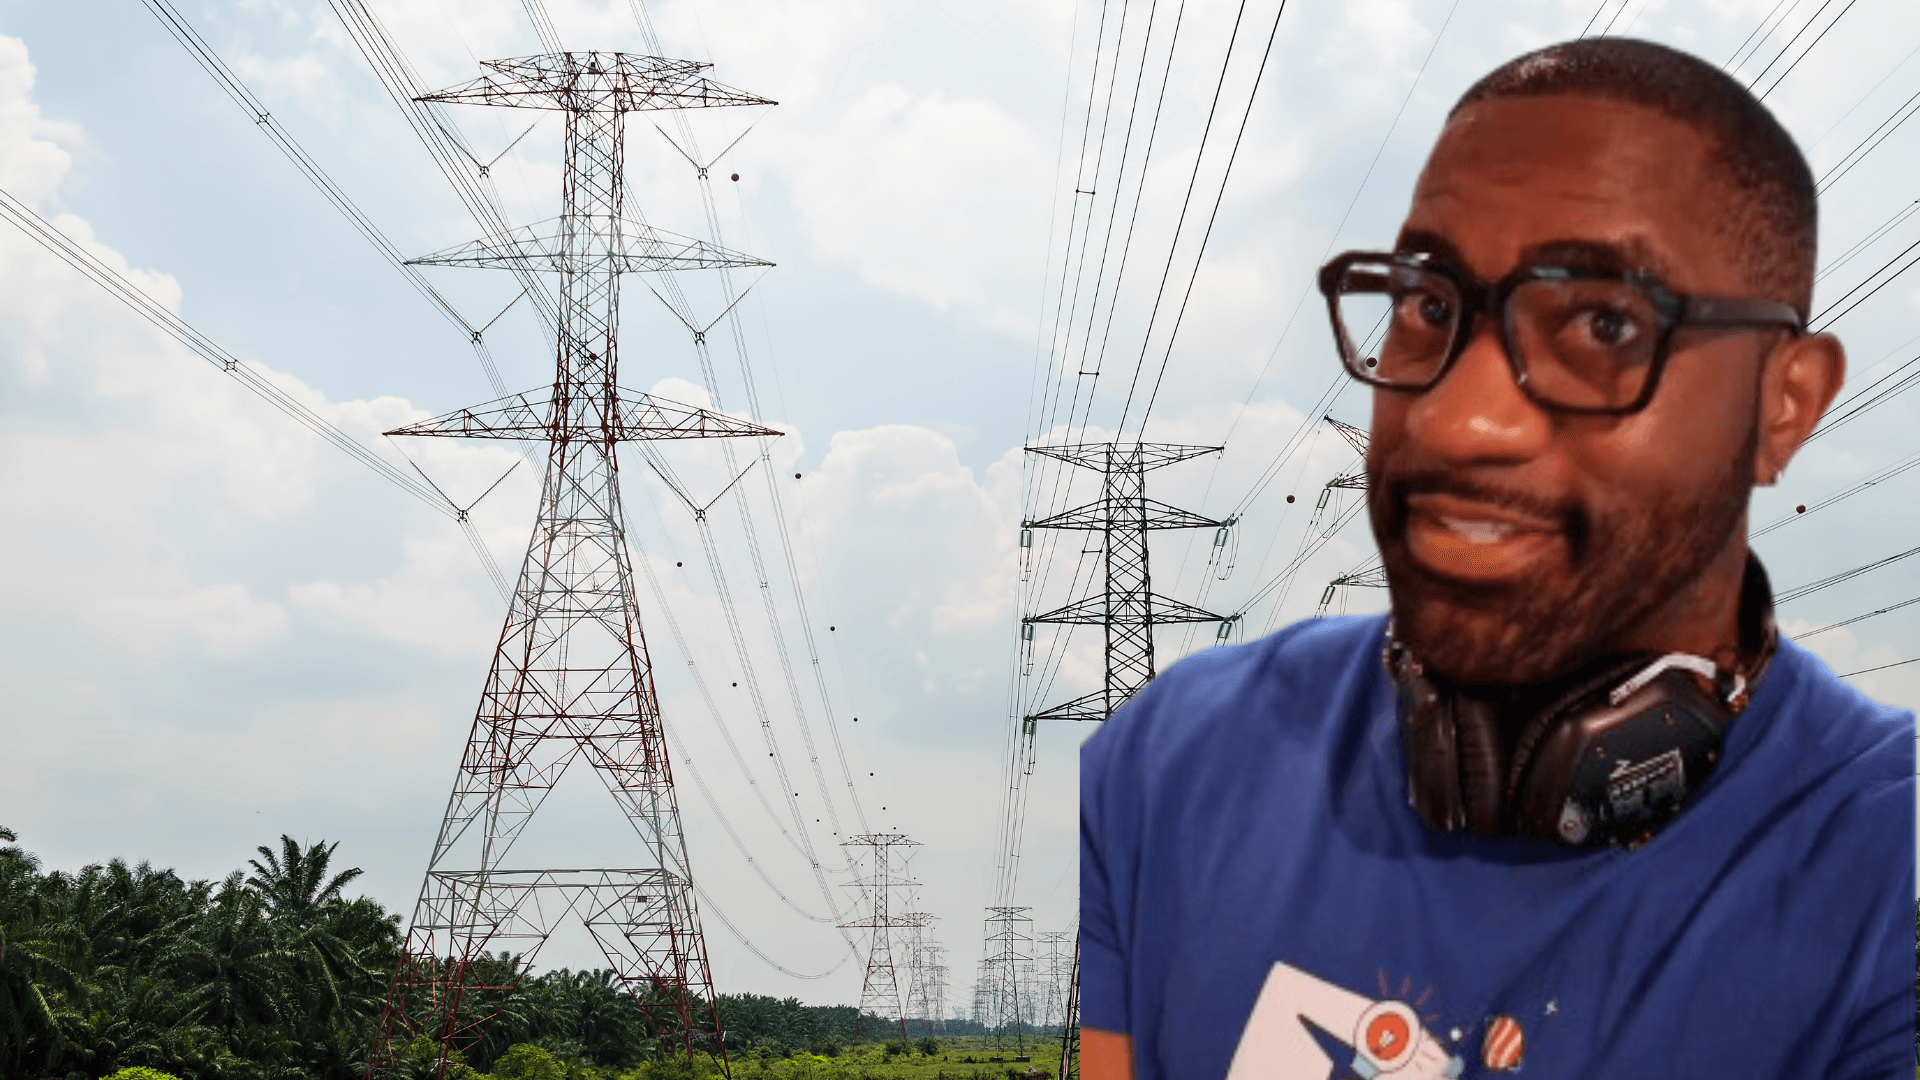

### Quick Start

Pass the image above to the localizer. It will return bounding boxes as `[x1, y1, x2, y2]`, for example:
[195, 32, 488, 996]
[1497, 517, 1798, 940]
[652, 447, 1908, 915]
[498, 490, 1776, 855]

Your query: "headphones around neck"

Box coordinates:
[1386, 639, 1752, 848]
[1386, 555, 1777, 848]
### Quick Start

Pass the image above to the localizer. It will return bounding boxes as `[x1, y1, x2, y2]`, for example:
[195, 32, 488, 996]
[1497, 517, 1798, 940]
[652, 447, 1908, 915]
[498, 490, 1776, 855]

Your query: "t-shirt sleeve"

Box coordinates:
[1823, 768, 1916, 1080]
[1080, 718, 1130, 1035]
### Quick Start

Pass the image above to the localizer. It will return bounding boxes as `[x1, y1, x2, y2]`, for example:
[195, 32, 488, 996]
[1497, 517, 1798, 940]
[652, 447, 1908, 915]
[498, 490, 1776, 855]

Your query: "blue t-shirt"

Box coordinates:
[1081, 615, 1915, 1079]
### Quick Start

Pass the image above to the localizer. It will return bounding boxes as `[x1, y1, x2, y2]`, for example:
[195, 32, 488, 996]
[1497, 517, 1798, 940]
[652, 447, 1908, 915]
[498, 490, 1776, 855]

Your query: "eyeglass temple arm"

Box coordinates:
[1683, 296, 1804, 332]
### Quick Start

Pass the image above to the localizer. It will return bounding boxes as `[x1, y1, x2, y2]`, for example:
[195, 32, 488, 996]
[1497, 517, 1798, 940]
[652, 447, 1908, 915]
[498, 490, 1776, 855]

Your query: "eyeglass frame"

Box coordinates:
[1318, 250, 1806, 417]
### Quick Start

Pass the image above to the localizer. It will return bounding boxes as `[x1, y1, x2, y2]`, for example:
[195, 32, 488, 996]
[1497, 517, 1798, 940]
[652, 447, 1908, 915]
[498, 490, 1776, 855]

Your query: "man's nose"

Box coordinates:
[1401, 315, 1553, 464]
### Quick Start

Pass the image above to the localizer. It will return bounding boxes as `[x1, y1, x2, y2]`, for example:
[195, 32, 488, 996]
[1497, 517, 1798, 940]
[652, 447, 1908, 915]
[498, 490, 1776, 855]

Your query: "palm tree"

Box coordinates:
[0, 842, 85, 1076]
[246, 836, 365, 929]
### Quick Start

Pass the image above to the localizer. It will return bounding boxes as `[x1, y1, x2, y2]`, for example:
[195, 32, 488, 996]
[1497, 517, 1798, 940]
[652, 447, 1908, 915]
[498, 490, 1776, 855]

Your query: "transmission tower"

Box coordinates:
[365, 52, 777, 1078]
[841, 834, 929, 1040]
[1016, 442, 1226, 1074]
[1058, 934, 1080, 1080]
[924, 943, 949, 1034]
[900, 913, 940, 1036]
[1037, 931, 1071, 1030]
[1020, 442, 1231, 720]
[983, 907, 1034, 1053]
[1311, 419, 1381, 617]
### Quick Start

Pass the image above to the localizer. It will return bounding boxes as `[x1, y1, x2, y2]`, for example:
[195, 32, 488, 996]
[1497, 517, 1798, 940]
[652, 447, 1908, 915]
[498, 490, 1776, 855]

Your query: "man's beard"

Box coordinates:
[1368, 427, 1755, 689]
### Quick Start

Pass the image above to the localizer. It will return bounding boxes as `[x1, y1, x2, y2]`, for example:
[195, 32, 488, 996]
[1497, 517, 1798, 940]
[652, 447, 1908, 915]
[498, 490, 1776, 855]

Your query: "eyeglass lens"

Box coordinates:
[1334, 260, 1662, 411]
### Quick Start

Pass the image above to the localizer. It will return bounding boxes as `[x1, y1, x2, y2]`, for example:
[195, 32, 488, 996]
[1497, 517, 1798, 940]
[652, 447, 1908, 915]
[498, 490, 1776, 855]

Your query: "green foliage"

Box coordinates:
[491, 1042, 569, 1080]
[0, 829, 398, 1080]
[103, 1068, 186, 1080]
[0, 826, 1001, 1080]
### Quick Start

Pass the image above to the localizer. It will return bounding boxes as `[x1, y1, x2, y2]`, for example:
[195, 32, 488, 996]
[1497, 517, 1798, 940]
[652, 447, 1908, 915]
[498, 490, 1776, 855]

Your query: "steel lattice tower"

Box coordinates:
[841, 834, 928, 1040]
[1058, 934, 1080, 1080]
[366, 52, 778, 1077]
[1037, 931, 1071, 1030]
[1021, 442, 1230, 721]
[982, 906, 1033, 1052]
[1020, 441, 1226, 1080]
[900, 917, 940, 1036]
[923, 943, 949, 1034]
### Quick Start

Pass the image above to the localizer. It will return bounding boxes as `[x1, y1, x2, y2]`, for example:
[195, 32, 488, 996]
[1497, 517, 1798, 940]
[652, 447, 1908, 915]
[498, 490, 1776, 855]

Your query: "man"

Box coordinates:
[1079, 37, 1914, 1079]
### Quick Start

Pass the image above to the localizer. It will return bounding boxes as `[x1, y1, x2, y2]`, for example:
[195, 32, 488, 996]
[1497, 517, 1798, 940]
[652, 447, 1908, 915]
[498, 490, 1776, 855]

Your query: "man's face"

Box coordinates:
[1369, 94, 1772, 688]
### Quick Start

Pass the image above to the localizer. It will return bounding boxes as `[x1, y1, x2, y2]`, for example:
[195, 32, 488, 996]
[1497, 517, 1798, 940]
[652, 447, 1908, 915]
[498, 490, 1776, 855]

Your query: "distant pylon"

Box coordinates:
[365, 51, 777, 1080]
[924, 943, 949, 1034]
[841, 834, 929, 1040]
[1038, 931, 1071, 1029]
[900, 913, 940, 1035]
[983, 907, 1033, 1053]
[1059, 934, 1080, 1080]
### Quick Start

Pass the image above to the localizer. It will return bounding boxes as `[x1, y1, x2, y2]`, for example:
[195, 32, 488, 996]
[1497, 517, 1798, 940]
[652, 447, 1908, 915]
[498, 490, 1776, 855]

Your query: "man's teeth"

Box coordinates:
[1440, 515, 1516, 544]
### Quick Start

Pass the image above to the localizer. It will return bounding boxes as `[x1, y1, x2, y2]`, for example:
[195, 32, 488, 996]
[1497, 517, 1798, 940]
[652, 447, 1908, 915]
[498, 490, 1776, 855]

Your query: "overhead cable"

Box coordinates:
[1777, 543, 1920, 604]
[0, 184, 451, 518]
[1751, 0, 1857, 101]
[1794, 594, 1920, 639]
[1114, 0, 1292, 436]
[140, 0, 514, 397]
[1723, 0, 1803, 71]
[1837, 656, 1920, 678]
[1814, 88, 1920, 195]
[1751, 446, 1920, 537]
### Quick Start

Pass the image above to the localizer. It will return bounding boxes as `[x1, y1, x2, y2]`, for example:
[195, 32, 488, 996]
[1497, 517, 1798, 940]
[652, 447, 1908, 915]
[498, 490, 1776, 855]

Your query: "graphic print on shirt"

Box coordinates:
[1225, 962, 1472, 1080]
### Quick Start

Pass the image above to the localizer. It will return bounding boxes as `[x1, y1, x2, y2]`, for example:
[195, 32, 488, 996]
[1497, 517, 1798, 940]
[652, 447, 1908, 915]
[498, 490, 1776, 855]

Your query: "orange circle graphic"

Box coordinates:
[1366, 1012, 1412, 1057]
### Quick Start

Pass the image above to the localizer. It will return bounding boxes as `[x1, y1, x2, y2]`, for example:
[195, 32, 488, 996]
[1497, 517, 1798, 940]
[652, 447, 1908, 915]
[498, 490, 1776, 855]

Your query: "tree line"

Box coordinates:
[0, 830, 937, 1080]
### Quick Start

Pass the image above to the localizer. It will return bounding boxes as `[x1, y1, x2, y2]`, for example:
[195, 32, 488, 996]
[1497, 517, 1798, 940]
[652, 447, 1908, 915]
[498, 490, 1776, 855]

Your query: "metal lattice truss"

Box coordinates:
[411, 869, 699, 976]
[980, 907, 1033, 1051]
[840, 835, 928, 1040]
[386, 387, 779, 442]
[408, 216, 771, 275]
[422, 52, 776, 113]
[370, 49, 774, 1079]
[1022, 442, 1228, 723]
[1325, 416, 1370, 490]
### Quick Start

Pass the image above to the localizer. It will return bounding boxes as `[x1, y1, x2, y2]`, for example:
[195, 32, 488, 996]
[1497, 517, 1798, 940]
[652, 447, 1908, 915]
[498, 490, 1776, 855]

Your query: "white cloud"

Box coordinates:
[101, 583, 290, 656]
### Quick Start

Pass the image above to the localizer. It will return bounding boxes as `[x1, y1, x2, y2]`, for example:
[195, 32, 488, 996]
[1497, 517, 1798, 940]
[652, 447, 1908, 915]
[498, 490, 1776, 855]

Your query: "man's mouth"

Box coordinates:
[1402, 491, 1563, 584]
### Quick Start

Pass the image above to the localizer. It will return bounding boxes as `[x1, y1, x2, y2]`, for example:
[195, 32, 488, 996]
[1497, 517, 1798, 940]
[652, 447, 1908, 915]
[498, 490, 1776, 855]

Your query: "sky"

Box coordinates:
[1, 0, 1917, 1015]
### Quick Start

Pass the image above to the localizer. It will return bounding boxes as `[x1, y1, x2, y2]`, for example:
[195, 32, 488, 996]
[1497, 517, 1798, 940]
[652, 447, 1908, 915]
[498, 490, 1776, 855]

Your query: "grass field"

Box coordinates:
[731, 1036, 1066, 1080]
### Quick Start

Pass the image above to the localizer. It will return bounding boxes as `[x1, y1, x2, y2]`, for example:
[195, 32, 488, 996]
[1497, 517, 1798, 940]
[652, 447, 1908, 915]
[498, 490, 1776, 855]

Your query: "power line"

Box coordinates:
[1130, 0, 1295, 434]
[0, 183, 450, 517]
[1838, 656, 1920, 678]
[1752, 446, 1920, 538]
[1795, 594, 1920, 639]
[1748, 0, 1853, 100]
[1777, 543, 1920, 605]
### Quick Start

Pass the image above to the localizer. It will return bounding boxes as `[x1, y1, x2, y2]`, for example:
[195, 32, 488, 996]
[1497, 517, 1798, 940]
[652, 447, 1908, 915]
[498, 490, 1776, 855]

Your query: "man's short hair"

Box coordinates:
[1450, 37, 1816, 320]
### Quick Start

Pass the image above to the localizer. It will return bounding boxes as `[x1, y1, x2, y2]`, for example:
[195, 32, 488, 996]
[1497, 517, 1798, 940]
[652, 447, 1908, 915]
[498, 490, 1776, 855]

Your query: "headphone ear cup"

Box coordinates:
[1453, 693, 1504, 835]
[1396, 662, 1467, 833]
[1506, 654, 1659, 806]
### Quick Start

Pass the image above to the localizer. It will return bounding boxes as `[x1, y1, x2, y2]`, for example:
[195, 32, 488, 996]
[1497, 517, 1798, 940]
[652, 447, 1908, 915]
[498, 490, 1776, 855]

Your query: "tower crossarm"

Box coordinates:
[1024, 496, 1222, 532]
[408, 217, 772, 274]
[384, 387, 782, 442]
[1325, 416, 1370, 458]
[1025, 692, 1110, 723]
[838, 911, 935, 930]
[1332, 566, 1389, 589]
[1025, 441, 1221, 473]
[1027, 592, 1225, 626]
[418, 52, 776, 113]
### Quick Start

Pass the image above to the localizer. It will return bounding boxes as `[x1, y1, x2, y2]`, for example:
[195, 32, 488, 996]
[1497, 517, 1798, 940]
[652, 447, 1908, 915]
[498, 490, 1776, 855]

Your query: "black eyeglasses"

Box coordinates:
[1319, 251, 1804, 415]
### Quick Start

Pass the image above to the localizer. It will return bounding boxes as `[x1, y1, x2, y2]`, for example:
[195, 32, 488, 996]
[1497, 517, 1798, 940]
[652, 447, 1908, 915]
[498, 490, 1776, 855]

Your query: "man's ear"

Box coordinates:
[1754, 331, 1845, 486]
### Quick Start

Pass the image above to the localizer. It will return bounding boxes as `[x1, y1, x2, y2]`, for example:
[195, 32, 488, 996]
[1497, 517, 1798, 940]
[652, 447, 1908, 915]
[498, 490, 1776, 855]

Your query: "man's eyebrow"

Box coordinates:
[1518, 237, 1674, 278]
[1393, 229, 1462, 265]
